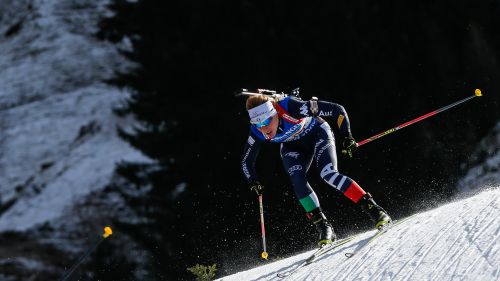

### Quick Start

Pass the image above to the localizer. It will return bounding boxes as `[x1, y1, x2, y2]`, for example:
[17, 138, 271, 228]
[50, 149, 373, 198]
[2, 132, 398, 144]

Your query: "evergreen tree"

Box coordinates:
[97, 1, 256, 279]
[96, 0, 500, 279]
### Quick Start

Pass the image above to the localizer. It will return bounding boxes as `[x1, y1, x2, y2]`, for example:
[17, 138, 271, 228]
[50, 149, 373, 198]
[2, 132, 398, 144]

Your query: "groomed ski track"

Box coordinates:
[218, 187, 500, 281]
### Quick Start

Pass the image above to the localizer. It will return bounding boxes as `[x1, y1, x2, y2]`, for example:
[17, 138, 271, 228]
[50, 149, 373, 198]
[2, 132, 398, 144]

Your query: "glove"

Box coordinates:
[341, 137, 358, 158]
[250, 181, 264, 196]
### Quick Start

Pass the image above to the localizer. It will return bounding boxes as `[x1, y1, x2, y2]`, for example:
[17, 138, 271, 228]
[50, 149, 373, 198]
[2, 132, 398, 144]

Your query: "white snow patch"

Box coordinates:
[218, 187, 500, 281]
[0, 0, 149, 232]
[458, 121, 500, 192]
[172, 182, 187, 199]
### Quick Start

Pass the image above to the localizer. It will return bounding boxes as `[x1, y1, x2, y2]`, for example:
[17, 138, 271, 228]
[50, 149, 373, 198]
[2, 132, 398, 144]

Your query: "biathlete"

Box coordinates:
[241, 91, 391, 246]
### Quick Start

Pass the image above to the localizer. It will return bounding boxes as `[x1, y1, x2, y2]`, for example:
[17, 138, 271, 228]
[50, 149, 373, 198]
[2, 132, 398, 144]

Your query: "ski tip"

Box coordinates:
[261, 251, 269, 260]
[103, 226, 113, 238]
[475, 88, 482, 97]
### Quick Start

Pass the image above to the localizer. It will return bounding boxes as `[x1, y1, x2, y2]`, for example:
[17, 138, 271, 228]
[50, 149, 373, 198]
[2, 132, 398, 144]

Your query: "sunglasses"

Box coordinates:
[254, 115, 274, 128]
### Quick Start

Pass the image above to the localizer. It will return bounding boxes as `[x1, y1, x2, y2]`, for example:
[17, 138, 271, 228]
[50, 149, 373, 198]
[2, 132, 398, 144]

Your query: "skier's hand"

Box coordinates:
[341, 137, 358, 158]
[250, 181, 264, 196]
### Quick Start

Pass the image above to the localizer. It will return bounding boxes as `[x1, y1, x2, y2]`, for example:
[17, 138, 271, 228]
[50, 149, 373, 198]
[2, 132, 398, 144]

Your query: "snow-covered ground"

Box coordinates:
[218, 186, 500, 281]
[0, 0, 498, 280]
[0, 0, 146, 231]
[0, 0, 148, 279]
[458, 121, 500, 193]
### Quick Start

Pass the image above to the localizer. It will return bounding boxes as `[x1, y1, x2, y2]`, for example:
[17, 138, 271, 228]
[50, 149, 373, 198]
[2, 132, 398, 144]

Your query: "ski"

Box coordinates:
[344, 214, 417, 258]
[276, 236, 355, 278]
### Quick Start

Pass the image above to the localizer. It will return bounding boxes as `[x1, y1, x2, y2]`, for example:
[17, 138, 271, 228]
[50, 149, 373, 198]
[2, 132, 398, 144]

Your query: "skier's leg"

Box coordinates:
[314, 122, 391, 228]
[314, 122, 367, 203]
[280, 143, 335, 245]
[280, 143, 319, 213]
[358, 192, 392, 229]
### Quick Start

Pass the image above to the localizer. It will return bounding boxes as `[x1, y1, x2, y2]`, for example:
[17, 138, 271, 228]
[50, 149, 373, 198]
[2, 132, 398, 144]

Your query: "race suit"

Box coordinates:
[241, 96, 367, 213]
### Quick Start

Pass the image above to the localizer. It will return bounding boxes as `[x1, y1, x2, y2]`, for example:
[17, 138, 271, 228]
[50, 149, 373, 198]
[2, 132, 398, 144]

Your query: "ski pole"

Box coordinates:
[58, 226, 113, 281]
[258, 194, 269, 260]
[357, 89, 483, 147]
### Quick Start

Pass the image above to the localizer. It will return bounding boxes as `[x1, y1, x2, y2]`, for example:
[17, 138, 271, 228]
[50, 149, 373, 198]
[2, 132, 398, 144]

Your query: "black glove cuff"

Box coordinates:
[342, 137, 356, 148]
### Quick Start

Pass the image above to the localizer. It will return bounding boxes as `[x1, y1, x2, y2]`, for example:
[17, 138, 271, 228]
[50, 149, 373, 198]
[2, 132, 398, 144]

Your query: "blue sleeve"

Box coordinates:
[286, 97, 353, 138]
[241, 130, 263, 183]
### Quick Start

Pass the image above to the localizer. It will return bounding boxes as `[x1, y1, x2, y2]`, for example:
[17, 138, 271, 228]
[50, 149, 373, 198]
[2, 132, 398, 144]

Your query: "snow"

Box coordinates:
[0, 0, 148, 232]
[217, 187, 500, 281]
[458, 121, 500, 192]
[0, 0, 498, 278]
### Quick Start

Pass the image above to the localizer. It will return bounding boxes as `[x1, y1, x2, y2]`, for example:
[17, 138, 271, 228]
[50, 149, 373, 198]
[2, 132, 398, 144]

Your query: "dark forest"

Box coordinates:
[95, 1, 499, 280]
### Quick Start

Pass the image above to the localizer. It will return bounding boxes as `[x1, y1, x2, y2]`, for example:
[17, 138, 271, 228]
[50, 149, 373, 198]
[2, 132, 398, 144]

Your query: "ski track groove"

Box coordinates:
[347, 216, 420, 281]
[427, 219, 469, 280]
[312, 241, 358, 281]
[461, 229, 500, 281]
[340, 235, 378, 281]
[449, 211, 500, 280]
[432, 230, 469, 281]
[371, 235, 404, 279]
[318, 195, 496, 281]
[401, 211, 467, 281]
[369, 231, 410, 281]
[434, 194, 500, 281]
[298, 242, 353, 281]
[325, 233, 374, 281]
[372, 221, 417, 272]
[390, 205, 472, 281]
[485, 227, 500, 269]
[449, 196, 500, 280]
[495, 260, 500, 281]
[427, 196, 498, 280]
[219, 190, 500, 281]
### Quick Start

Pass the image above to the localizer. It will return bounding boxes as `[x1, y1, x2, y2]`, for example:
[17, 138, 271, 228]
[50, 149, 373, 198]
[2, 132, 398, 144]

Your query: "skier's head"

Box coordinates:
[246, 95, 279, 139]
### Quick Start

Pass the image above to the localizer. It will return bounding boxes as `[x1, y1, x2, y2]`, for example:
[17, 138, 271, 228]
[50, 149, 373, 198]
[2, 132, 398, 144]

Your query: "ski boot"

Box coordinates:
[308, 208, 336, 246]
[358, 193, 392, 229]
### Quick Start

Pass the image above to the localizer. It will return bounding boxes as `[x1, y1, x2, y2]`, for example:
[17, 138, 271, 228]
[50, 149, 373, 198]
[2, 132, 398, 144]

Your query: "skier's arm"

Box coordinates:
[287, 97, 353, 139]
[241, 132, 263, 184]
[317, 100, 353, 138]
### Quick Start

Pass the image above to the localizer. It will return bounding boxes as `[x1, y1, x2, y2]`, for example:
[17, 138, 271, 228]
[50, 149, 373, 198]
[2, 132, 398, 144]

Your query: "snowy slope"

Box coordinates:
[0, 1, 149, 279]
[218, 187, 500, 281]
[458, 121, 500, 192]
[0, 0, 147, 231]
